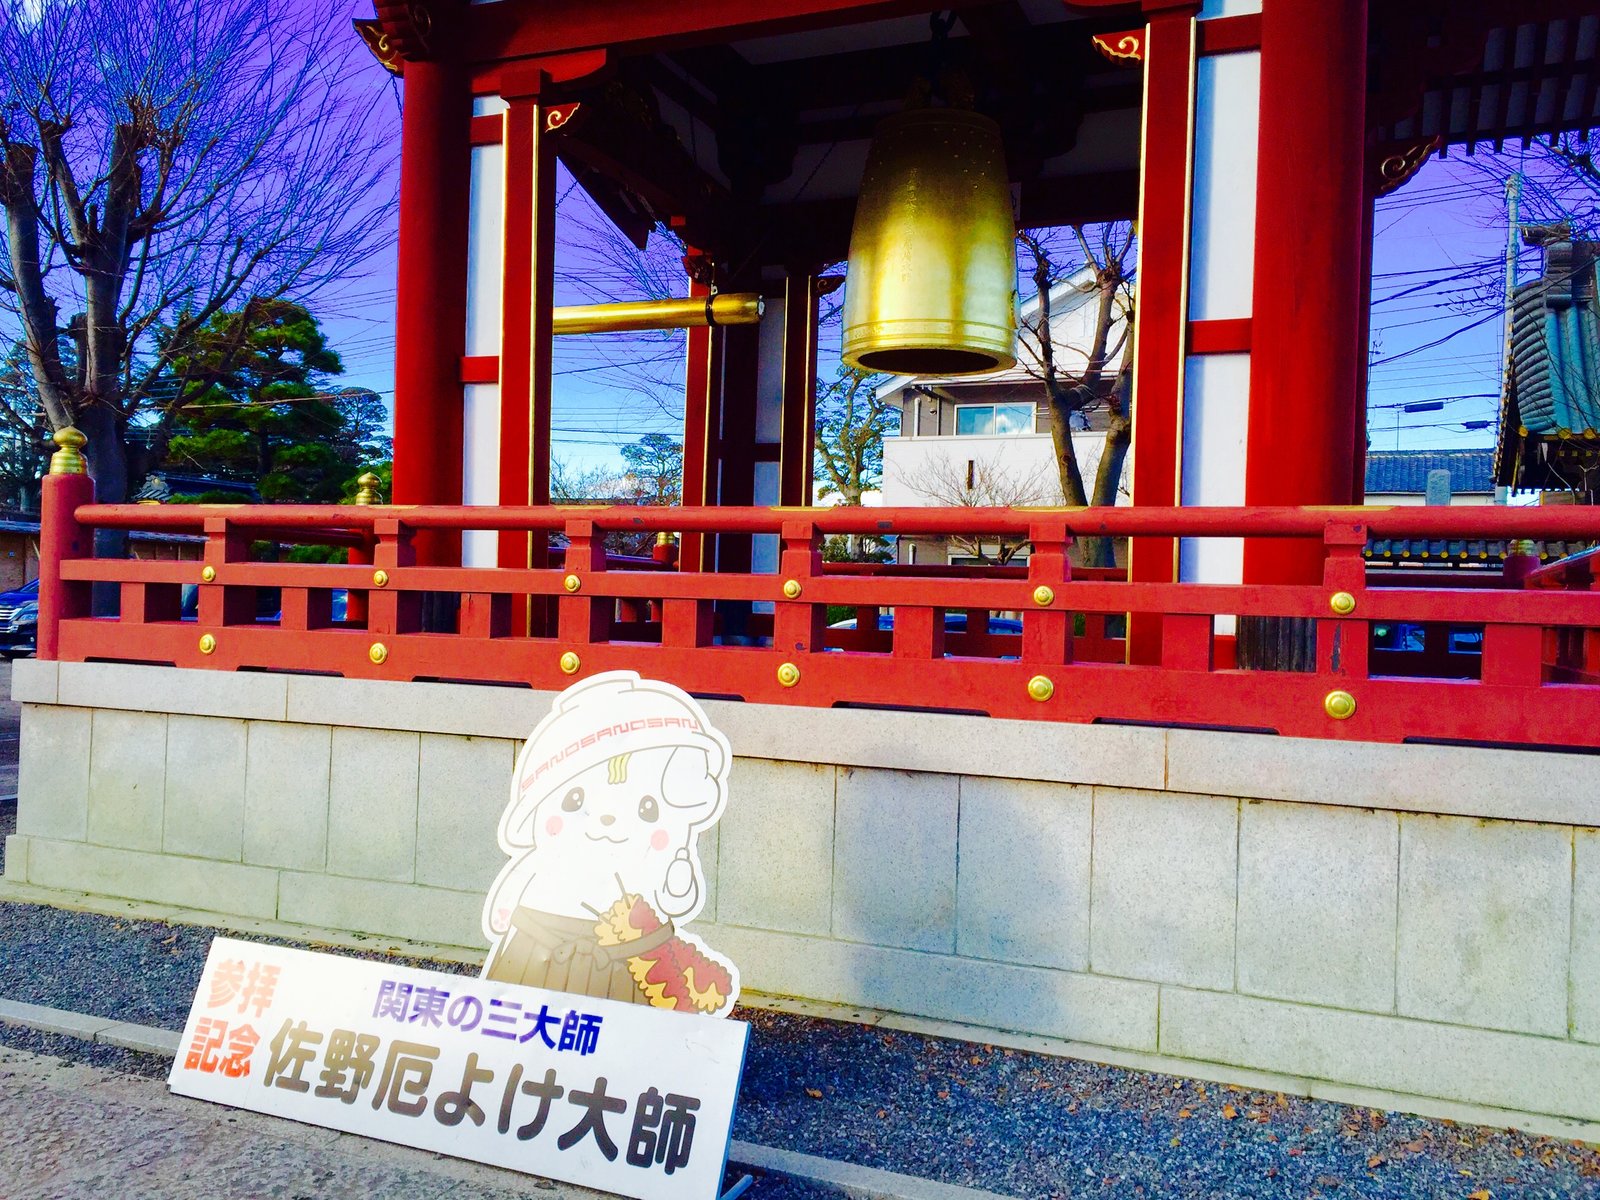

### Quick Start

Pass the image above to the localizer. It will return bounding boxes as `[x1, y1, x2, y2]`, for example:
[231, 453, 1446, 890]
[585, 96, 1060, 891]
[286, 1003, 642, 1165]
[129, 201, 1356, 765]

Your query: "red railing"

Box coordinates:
[35, 471, 1600, 749]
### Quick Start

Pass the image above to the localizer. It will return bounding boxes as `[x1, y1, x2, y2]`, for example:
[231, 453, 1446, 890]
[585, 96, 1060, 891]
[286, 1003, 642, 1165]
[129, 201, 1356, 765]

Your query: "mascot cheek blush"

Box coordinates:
[481, 671, 740, 1016]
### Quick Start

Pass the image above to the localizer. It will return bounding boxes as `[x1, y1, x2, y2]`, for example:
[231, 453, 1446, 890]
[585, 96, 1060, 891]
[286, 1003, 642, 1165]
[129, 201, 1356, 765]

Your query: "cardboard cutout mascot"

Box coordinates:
[482, 671, 739, 1016]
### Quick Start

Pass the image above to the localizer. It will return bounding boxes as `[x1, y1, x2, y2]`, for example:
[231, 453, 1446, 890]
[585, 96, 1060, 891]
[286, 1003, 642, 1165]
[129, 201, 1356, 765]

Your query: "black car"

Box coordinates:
[0, 577, 38, 658]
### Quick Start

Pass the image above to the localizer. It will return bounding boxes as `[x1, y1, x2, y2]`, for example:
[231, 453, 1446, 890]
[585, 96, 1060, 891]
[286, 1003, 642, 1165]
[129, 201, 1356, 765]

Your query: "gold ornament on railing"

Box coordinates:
[354, 473, 382, 505]
[49, 427, 88, 476]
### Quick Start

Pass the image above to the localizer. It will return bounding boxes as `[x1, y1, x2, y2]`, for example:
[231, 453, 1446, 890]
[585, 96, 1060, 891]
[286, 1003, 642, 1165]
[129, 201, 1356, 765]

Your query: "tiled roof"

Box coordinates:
[1365, 538, 1592, 565]
[1363, 449, 1495, 497]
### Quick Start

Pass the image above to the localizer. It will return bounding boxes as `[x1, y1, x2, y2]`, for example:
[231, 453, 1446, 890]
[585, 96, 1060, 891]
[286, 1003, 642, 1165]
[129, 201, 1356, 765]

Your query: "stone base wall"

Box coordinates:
[6, 661, 1599, 1133]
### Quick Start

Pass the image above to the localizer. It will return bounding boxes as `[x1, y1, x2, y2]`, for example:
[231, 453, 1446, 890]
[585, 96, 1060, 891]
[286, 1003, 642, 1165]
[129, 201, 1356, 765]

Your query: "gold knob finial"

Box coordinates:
[198, 633, 217, 655]
[655, 531, 674, 547]
[563, 574, 581, 593]
[776, 662, 800, 687]
[372, 569, 389, 588]
[369, 642, 388, 665]
[782, 579, 803, 599]
[559, 651, 581, 675]
[1508, 538, 1537, 557]
[1027, 675, 1055, 702]
[1032, 585, 1055, 607]
[200, 565, 216, 583]
[354, 472, 382, 505]
[1329, 591, 1356, 616]
[1323, 690, 1356, 720]
[48, 426, 88, 476]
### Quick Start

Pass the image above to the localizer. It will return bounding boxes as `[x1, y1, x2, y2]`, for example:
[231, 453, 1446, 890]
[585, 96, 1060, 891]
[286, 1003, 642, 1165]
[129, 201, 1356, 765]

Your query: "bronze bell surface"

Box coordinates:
[842, 107, 1017, 377]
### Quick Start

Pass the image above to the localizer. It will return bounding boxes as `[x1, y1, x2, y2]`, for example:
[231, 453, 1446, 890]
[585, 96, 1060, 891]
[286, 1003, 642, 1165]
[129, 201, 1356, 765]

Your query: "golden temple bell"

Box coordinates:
[842, 107, 1017, 376]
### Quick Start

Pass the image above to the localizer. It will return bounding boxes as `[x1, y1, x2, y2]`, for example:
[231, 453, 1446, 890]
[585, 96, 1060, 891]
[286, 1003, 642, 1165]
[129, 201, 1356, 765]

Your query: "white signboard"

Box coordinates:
[170, 937, 750, 1200]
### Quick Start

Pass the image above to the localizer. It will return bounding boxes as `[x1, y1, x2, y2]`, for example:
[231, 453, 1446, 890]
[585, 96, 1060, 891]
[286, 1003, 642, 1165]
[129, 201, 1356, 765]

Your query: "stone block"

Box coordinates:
[1397, 814, 1570, 1037]
[3, 834, 28, 881]
[243, 722, 331, 871]
[1167, 727, 1600, 827]
[957, 777, 1091, 972]
[26, 836, 278, 918]
[1237, 800, 1398, 1012]
[0, 997, 115, 1040]
[832, 766, 957, 953]
[97, 1023, 181, 1056]
[288, 674, 553, 740]
[415, 734, 515, 893]
[717, 758, 835, 936]
[696, 823, 719, 925]
[1575, 830, 1600, 1044]
[327, 728, 420, 883]
[85, 709, 167, 852]
[1160, 986, 1600, 1125]
[1089, 789, 1237, 990]
[699, 922, 1158, 1051]
[163, 716, 246, 861]
[10, 659, 57, 704]
[277, 871, 484, 948]
[16, 705, 91, 842]
[57, 661, 287, 721]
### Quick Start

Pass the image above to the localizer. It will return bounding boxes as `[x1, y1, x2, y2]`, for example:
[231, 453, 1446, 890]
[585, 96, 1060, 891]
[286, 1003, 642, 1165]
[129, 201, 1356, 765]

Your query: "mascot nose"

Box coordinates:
[600, 814, 615, 826]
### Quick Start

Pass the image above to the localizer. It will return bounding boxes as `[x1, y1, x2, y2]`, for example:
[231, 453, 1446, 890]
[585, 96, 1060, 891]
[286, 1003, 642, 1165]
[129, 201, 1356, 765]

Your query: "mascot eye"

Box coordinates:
[561, 786, 584, 812]
[637, 795, 659, 822]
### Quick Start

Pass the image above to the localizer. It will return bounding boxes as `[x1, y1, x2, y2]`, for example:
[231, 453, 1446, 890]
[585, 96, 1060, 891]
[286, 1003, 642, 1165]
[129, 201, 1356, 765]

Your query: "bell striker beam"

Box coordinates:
[1244, 0, 1368, 581]
[393, 54, 471, 565]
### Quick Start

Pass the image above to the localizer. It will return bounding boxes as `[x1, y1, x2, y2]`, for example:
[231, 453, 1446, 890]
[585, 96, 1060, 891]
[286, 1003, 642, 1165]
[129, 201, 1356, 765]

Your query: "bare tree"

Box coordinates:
[0, 0, 394, 512]
[1016, 224, 1135, 566]
[893, 451, 1055, 565]
[813, 365, 895, 507]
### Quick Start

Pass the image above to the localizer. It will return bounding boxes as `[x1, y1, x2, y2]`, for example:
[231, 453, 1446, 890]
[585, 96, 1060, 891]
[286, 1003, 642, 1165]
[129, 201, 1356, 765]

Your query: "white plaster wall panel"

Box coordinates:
[464, 141, 505, 356]
[1397, 814, 1571, 1037]
[415, 734, 517, 894]
[1187, 50, 1260, 321]
[461, 382, 501, 567]
[716, 759, 835, 936]
[1090, 789, 1237, 990]
[1160, 987, 1600, 1125]
[163, 716, 246, 862]
[957, 777, 1091, 972]
[326, 728, 421, 884]
[243, 722, 331, 872]
[1179, 353, 1249, 599]
[278, 872, 484, 948]
[1199, 0, 1262, 19]
[86, 709, 167, 853]
[16, 705, 91, 843]
[832, 766, 958, 954]
[26, 837, 278, 920]
[1574, 829, 1600, 1043]
[751, 460, 780, 590]
[754, 295, 785, 443]
[1237, 801, 1398, 1012]
[697, 922, 1160, 1052]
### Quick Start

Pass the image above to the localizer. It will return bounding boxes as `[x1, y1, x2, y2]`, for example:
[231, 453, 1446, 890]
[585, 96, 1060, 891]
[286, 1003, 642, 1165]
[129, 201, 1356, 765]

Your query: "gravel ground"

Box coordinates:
[3, 899, 1600, 1199]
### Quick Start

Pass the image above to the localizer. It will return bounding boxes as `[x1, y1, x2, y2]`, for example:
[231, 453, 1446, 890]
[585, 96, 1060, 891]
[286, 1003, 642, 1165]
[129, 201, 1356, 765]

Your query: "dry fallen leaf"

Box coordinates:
[1368, 1155, 1385, 1169]
[937, 1090, 950, 1100]
[804, 1088, 822, 1099]
[1221, 1104, 1238, 1120]
[1468, 1191, 1491, 1200]
[1178, 1108, 1192, 1120]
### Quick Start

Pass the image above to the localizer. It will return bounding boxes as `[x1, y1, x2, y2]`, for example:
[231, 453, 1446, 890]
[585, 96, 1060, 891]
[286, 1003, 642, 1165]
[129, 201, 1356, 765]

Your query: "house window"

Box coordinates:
[955, 403, 1035, 436]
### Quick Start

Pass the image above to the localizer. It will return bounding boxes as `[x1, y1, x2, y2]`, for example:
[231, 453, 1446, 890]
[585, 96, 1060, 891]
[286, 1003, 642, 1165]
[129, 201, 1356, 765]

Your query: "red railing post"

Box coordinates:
[559, 518, 611, 645]
[37, 430, 95, 661]
[1317, 519, 1369, 681]
[367, 518, 420, 638]
[774, 520, 824, 658]
[199, 516, 256, 628]
[1025, 518, 1072, 665]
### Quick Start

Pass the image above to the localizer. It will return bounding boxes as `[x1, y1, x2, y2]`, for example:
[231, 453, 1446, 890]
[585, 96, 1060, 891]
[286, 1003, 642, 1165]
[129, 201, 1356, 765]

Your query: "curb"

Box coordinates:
[0, 997, 1016, 1200]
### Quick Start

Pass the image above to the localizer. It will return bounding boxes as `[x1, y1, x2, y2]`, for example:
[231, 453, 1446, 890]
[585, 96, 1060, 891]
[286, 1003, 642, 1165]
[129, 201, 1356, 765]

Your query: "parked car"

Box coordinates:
[0, 577, 38, 658]
[828, 611, 1024, 637]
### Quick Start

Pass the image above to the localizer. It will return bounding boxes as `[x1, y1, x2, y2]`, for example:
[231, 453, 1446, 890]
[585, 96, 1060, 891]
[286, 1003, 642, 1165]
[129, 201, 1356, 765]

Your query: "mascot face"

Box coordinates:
[514, 745, 718, 911]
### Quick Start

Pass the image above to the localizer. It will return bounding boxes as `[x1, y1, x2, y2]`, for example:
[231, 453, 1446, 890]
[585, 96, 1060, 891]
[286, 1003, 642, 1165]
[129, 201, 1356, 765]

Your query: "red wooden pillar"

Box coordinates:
[37, 464, 94, 661]
[392, 57, 470, 566]
[681, 260, 723, 573]
[1125, 1, 1200, 663]
[1244, 0, 1369, 581]
[778, 271, 819, 508]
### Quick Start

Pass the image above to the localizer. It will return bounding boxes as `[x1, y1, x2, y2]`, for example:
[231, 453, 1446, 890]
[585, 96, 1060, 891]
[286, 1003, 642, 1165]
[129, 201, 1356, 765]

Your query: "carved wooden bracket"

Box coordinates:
[1092, 29, 1145, 65]
[1372, 135, 1441, 197]
[353, 1, 435, 74]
